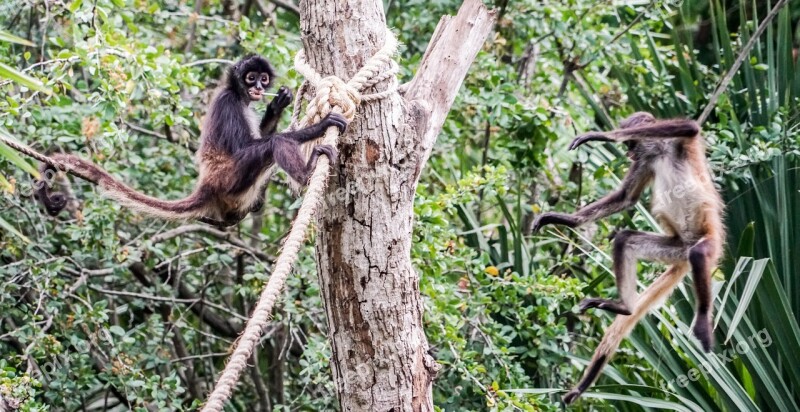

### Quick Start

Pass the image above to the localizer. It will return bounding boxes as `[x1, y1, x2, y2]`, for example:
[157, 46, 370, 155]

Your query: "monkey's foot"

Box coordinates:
[579, 298, 632, 315]
[314, 145, 338, 166]
[692, 317, 714, 352]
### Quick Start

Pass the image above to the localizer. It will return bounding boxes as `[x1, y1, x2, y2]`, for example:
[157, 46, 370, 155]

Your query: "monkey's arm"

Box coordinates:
[533, 162, 652, 232]
[272, 113, 348, 143]
[570, 119, 700, 150]
[260, 86, 293, 136]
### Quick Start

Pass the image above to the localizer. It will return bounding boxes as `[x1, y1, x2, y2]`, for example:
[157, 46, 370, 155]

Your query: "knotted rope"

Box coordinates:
[201, 29, 398, 411]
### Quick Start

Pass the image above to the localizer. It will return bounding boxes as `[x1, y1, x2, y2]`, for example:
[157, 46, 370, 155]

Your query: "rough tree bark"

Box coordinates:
[299, 0, 495, 410]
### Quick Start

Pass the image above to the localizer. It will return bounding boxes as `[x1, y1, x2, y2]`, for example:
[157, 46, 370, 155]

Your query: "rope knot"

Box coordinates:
[291, 29, 399, 132]
[310, 76, 361, 122]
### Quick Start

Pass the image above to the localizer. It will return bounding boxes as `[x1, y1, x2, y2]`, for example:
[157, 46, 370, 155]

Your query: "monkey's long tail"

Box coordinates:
[36, 154, 206, 220]
[611, 120, 700, 139]
[563, 262, 691, 404]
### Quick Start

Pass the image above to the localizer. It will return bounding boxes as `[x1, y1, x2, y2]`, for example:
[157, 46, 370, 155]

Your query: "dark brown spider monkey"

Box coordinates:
[533, 112, 725, 404]
[36, 54, 347, 226]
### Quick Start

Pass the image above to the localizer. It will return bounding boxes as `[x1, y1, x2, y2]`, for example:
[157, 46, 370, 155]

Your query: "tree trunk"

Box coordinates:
[299, 1, 495, 410]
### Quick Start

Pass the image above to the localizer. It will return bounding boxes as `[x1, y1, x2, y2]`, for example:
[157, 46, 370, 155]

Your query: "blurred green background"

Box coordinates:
[0, 0, 798, 410]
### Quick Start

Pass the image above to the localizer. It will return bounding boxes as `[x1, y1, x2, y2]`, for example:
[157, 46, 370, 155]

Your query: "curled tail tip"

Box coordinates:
[43, 194, 68, 216]
[34, 166, 68, 217]
[562, 389, 582, 405]
[35, 184, 68, 216]
[563, 353, 608, 405]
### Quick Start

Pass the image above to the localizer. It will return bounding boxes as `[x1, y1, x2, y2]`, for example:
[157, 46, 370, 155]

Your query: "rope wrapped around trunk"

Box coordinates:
[201, 29, 398, 411]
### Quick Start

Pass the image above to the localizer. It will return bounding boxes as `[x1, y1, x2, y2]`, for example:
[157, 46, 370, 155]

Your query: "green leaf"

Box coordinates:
[109, 325, 126, 336]
[0, 130, 40, 178]
[736, 222, 755, 257]
[583, 391, 697, 412]
[0, 31, 34, 47]
[0, 216, 30, 243]
[127, 380, 145, 388]
[68, 0, 83, 13]
[725, 258, 768, 343]
[0, 173, 11, 192]
[0, 62, 52, 95]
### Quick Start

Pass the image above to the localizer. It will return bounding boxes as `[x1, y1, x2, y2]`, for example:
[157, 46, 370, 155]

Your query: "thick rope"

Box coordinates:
[0, 135, 66, 172]
[201, 28, 398, 412]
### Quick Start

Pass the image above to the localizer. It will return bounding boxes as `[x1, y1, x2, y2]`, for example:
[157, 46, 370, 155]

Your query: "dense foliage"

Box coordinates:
[0, 0, 798, 410]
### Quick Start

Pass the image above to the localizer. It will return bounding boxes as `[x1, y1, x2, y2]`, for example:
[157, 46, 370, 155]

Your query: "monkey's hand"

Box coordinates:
[532, 212, 579, 232]
[270, 86, 293, 110]
[321, 113, 348, 134]
[569, 132, 614, 150]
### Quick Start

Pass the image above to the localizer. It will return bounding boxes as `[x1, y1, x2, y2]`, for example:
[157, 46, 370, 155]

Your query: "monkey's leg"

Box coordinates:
[273, 138, 337, 185]
[605, 119, 700, 141]
[533, 162, 652, 232]
[688, 237, 716, 352]
[564, 262, 691, 404]
[580, 230, 688, 315]
[227, 139, 281, 195]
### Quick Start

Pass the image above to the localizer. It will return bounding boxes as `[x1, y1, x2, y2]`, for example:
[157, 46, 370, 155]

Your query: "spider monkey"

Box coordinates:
[36, 54, 347, 226]
[533, 112, 725, 404]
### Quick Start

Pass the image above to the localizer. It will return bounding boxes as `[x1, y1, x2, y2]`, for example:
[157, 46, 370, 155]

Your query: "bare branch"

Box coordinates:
[404, 0, 496, 170]
[88, 285, 246, 321]
[124, 121, 199, 152]
[698, 0, 788, 125]
[148, 224, 273, 262]
[183, 58, 235, 67]
[264, 0, 299, 16]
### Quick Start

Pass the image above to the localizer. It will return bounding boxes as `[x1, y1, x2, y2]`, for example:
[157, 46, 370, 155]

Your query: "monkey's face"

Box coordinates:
[243, 71, 271, 101]
[229, 55, 275, 102]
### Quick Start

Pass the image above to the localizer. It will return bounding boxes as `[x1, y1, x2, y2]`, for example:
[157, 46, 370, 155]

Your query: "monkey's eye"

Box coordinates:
[261, 75, 269, 84]
[245, 73, 256, 83]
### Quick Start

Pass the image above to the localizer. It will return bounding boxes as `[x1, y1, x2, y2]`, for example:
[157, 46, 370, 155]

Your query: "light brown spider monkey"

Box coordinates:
[533, 112, 725, 404]
[36, 55, 347, 226]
